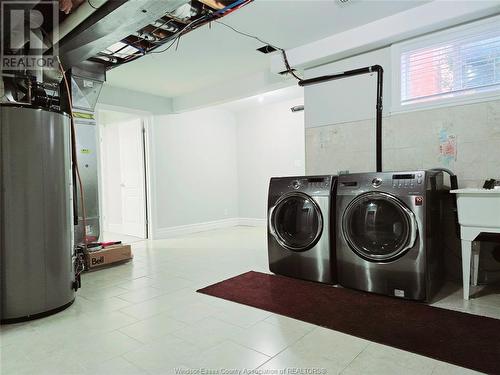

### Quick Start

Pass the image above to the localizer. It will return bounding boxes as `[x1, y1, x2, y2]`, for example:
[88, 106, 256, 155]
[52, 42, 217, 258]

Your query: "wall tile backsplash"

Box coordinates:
[306, 99, 500, 188]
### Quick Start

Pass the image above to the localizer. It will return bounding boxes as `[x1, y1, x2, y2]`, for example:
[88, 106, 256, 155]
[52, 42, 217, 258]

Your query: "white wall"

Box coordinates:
[304, 47, 500, 187]
[148, 94, 306, 237]
[99, 86, 306, 237]
[235, 98, 305, 221]
[305, 47, 391, 127]
[304, 47, 391, 174]
[152, 109, 239, 237]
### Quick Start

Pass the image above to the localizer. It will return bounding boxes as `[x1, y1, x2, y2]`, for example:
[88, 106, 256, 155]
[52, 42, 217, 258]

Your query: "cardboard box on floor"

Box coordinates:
[85, 244, 133, 270]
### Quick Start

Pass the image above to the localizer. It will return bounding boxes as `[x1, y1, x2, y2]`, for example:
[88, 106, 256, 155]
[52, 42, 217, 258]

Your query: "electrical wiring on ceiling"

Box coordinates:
[149, 16, 208, 54]
[149, 35, 182, 54]
[104, 0, 254, 69]
[135, 17, 302, 82]
[101, 0, 300, 82]
[213, 20, 302, 81]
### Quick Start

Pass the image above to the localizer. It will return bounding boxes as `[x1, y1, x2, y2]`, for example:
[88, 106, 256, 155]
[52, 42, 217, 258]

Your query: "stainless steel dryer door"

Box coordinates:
[342, 192, 417, 262]
[269, 192, 323, 252]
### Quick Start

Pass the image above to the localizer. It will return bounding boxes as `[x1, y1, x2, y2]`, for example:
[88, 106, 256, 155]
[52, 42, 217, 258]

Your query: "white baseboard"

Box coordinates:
[238, 218, 266, 227]
[155, 218, 239, 239]
[154, 217, 265, 239]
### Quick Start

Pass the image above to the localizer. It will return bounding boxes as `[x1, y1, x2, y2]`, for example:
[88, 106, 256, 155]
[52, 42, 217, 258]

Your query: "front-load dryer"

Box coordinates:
[268, 175, 337, 284]
[336, 171, 447, 301]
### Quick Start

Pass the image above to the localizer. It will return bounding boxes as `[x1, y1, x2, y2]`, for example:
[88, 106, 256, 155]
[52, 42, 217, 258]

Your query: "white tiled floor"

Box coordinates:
[1, 226, 498, 375]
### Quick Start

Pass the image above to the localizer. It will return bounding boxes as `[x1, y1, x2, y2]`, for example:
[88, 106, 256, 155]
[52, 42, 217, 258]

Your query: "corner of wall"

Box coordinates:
[153, 217, 266, 239]
[154, 218, 238, 239]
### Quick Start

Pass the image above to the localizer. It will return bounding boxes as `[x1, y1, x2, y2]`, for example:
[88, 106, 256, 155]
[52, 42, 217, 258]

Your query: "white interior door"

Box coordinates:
[119, 119, 147, 238]
[100, 116, 147, 239]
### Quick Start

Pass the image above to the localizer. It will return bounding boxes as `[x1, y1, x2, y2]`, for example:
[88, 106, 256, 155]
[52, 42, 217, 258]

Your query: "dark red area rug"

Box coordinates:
[197, 271, 500, 374]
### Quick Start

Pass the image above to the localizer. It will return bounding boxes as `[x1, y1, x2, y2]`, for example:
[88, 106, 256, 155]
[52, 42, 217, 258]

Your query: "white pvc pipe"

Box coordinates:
[52, 0, 108, 44]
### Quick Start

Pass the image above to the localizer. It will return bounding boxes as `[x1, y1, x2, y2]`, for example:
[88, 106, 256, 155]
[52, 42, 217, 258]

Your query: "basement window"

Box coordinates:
[392, 15, 500, 112]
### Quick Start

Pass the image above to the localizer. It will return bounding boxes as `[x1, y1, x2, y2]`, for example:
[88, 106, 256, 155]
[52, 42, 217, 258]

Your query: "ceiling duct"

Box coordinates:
[55, 0, 254, 70]
[55, 0, 109, 43]
[70, 61, 106, 111]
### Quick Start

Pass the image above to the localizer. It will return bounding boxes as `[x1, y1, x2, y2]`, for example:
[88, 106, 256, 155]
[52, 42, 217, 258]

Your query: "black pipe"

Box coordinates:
[375, 66, 384, 173]
[298, 65, 384, 172]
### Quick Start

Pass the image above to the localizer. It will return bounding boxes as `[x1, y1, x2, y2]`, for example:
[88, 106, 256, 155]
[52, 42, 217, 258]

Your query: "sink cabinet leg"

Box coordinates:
[471, 242, 480, 287]
[461, 239, 473, 300]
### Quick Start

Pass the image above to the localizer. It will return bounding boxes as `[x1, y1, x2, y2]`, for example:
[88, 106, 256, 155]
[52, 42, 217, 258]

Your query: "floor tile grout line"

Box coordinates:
[117, 317, 191, 346]
[337, 342, 369, 374]
[253, 325, 318, 369]
[226, 337, 274, 358]
[119, 353, 150, 374]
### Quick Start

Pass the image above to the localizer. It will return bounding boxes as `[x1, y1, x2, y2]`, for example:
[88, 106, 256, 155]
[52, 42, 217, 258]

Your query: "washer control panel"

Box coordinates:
[392, 173, 424, 189]
[288, 177, 331, 191]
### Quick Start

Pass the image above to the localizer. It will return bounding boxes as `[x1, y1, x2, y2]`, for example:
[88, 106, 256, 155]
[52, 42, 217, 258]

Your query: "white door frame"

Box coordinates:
[95, 104, 155, 240]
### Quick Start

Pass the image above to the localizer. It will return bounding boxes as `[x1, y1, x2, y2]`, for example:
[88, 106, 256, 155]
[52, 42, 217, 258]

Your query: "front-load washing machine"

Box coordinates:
[336, 171, 447, 300]
[268, 175, 337, 284]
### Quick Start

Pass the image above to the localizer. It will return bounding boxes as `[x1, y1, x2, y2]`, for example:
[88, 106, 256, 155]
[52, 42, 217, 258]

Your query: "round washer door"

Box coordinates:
[342, 192, 417, 262]
[269, 192, 323, 252]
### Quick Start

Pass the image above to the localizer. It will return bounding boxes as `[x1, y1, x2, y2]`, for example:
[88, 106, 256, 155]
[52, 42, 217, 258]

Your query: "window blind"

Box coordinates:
[400, 22, 500, 106]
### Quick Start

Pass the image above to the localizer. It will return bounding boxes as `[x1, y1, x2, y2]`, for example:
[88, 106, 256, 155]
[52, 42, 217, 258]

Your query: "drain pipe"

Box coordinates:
[298, 65, 384, 172]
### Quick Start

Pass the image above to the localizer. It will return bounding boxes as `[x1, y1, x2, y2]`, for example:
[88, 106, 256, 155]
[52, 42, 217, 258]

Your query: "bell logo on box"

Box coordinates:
[91, 256, 105, 266]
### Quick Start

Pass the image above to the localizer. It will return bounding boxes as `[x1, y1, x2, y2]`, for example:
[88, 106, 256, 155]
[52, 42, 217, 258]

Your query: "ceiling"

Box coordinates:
[106, 0, 429, 100]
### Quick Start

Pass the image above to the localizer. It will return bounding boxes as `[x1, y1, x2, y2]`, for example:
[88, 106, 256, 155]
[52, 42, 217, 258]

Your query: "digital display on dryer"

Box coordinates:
[392, 174, 415, 180]
[307, 177, 326, 182]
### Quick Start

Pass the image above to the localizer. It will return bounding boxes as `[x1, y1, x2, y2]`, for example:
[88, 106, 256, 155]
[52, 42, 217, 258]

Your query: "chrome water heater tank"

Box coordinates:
[1, 104, 75, 323]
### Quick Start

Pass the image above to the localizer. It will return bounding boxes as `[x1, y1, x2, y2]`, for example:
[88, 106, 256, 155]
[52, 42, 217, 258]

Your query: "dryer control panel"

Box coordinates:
[392, 173, 424, 189]
[337, 170, 435, 196]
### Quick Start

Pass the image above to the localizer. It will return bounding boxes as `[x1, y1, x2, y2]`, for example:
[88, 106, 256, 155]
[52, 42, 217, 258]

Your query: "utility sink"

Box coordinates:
[451, 188, 500, 300]
[451, 189, 500, 228]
